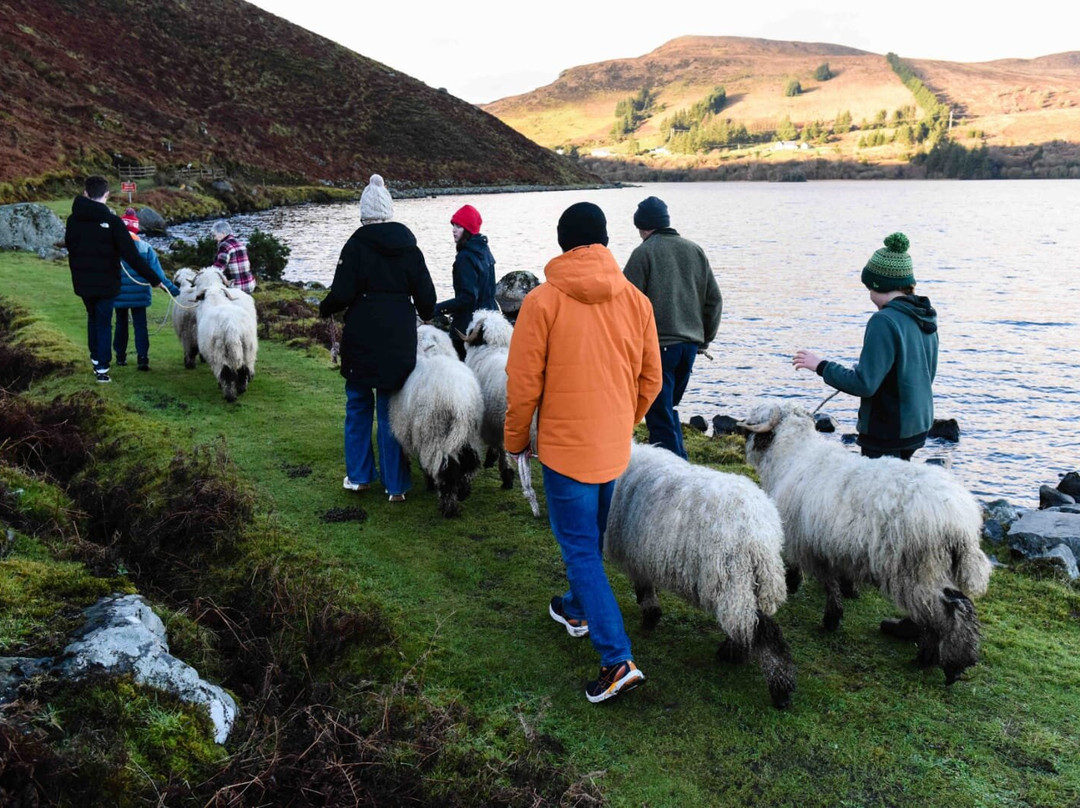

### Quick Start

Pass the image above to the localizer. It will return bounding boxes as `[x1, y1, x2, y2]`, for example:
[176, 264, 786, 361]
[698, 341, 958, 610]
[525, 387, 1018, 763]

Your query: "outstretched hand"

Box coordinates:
[792, 350, 823, 372]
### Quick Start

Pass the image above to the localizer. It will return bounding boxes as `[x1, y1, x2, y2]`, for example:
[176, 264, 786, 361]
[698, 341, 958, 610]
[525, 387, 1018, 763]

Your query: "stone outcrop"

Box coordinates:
[0, 203, 66, 256]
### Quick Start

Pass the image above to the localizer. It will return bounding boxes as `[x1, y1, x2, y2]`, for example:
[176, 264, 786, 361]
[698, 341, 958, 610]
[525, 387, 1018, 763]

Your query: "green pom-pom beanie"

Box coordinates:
[861, 232, 915, 291]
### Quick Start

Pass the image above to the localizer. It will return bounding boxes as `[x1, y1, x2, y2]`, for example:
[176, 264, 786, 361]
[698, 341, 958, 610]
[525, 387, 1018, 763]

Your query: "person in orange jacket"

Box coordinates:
[504, 201, 662, 703]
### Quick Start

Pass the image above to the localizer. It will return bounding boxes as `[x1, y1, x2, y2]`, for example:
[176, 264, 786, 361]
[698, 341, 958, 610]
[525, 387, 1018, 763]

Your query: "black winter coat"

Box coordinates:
[65, 195, 157, 298]
[434, 233, 497, 336]
[319, 221, 436, 390]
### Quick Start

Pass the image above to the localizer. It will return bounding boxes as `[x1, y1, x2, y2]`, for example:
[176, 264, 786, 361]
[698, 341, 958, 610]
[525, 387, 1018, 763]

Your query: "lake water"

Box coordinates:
[155, 180, 1080, 508]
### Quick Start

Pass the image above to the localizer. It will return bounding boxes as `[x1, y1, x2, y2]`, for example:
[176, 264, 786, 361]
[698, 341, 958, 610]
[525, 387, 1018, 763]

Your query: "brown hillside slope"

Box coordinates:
[0, 0, 596, 188]
[910, 54, 1080, 145]
[484, 36, 1080, 154]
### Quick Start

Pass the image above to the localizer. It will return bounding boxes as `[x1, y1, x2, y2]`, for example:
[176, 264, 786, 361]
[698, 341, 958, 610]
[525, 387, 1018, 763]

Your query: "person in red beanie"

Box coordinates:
[114, 208, 180, 370]
[434, 204, 497, 360]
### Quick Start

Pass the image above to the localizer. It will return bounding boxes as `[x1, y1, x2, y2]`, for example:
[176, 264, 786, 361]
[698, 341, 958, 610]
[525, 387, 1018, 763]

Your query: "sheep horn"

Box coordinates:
[738, 403, 783, 433]
[454, 328, 469, 342]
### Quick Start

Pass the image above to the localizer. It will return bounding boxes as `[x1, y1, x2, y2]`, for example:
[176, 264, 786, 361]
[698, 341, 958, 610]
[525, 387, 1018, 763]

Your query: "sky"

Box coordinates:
[246, 1, 1076, 104]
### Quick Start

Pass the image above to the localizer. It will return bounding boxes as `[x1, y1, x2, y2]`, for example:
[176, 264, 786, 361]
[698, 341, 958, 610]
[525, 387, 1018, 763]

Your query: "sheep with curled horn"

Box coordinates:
[740, 400, 992, 685]
[604, 442, 797, 708]
[390, 325, 484, 517]
[193, 268, 258, 402]
[457, 308, 517, 489]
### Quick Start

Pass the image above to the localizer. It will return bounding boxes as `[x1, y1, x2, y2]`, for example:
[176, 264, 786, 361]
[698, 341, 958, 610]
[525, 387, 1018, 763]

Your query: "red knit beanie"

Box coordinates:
[451, 204, 482, 235]
[122, 208, 140, 233]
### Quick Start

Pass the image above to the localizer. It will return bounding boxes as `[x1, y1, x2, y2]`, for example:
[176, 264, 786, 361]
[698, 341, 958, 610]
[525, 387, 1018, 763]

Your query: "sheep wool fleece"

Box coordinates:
[504, 244, 662, 483]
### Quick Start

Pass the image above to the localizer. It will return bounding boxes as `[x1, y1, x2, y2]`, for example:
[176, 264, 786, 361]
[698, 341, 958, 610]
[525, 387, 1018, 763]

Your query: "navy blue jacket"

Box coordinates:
[434, 233, 497, 335]
[320, 221, 436, 390]
[116, 239, 180, 308]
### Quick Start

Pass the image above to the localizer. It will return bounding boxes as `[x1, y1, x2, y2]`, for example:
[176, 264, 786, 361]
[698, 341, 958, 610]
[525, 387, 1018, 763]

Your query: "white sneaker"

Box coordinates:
[342, 477, 370, 492]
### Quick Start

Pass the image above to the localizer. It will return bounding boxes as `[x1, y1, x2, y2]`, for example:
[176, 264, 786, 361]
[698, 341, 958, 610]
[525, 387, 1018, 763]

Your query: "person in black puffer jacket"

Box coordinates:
[434, 204, 497, 360]
[65, 175, 162, 383]
[319, 174, 436, 502]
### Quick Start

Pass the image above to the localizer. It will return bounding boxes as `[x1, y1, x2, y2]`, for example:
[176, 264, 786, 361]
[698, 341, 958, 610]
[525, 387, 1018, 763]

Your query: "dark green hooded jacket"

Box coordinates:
[819, 295, 938, 452]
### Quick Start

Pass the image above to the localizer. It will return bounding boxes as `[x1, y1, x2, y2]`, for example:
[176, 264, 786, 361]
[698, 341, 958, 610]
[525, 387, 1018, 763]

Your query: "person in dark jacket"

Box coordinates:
[113, 209, 180, 370]
[793, 232, 939, 459]
[319, 174, 436, 501]
[434, 204, 497, 360]
[65, 175, 162, 384]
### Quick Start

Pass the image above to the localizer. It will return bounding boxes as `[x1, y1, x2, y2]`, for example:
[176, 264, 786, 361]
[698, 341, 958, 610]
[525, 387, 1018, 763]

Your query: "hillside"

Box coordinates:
[0, 0, 597, 193]
[484, 35, 1080, 175]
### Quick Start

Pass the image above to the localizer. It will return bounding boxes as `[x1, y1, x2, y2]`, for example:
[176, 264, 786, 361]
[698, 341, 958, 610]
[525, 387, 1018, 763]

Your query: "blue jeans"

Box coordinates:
[113, 307, 149, 361]
[542, 465, 633, 668]
[344, 380, 411, 496]
[644, 342, 698, 459]
[82, 296, 114, 369]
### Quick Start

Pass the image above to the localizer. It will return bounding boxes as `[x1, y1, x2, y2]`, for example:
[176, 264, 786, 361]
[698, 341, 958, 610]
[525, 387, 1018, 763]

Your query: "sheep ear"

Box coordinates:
[738, 403, 782, 433]
[195, 291, 205, 302]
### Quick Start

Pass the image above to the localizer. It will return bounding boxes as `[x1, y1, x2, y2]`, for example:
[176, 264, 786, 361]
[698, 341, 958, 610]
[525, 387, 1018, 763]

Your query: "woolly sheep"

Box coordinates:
[390, 325, 484, 517]
[194, 273, 258, 403]
[740, 400, 992, 684]
[604, 442, 796, 708]
[171, 267, 201, 369]
[459, 309, 517, 489]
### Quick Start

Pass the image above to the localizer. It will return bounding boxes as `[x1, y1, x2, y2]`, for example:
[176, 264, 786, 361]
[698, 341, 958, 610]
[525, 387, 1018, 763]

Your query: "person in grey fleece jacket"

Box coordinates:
[793, 232, 939, 459]
[623, 196, 722, 459]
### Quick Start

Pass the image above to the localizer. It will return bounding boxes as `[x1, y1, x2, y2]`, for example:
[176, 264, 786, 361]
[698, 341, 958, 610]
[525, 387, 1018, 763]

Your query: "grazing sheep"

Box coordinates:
[390, 325, 483, 517]
[171, 267, 201, 369]
[740, 400, 992, 684]
[459, 309, 516, 489]
[194, 275, 258, 403]
[604, 442, 796, 708]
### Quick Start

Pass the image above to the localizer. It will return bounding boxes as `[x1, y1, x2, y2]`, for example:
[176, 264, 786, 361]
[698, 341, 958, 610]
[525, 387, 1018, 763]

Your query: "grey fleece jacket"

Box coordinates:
[623, 228, 722, 347]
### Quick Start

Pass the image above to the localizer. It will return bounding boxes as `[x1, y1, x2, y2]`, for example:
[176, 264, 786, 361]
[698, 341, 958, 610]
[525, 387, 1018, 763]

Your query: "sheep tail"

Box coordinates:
[749, 541, 789, 617]
[951, 540, 992, 598]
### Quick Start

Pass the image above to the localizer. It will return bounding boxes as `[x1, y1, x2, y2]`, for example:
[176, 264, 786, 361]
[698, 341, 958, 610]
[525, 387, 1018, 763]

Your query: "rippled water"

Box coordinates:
[155, 180, 1080, 507]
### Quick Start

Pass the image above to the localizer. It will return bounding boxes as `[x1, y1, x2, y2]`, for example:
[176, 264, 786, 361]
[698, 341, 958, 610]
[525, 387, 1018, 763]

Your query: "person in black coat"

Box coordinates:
[65, 175, 162, 383]
[434, 204, 497, 360]
[319, 174, 436, 502]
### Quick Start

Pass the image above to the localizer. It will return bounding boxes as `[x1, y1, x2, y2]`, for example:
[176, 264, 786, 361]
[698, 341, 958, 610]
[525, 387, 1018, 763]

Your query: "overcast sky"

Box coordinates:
[246, 1, 1077, 104]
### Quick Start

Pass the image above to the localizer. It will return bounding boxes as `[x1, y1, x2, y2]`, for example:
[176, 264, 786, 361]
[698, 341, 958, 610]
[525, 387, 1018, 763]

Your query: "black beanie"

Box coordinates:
[557, 202, 609, 252]
[633, 196, 670, 230]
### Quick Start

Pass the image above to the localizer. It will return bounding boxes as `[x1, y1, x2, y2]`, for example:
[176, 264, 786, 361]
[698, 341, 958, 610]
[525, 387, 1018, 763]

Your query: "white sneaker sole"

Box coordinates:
[586, 668, 644, 703]
[549, 601, 589, 637]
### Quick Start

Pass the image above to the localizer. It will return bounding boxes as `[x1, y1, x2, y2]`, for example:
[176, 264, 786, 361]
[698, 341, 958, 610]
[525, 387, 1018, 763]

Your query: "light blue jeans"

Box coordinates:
[344, 380, 410, 496]
[542, 465, 633, 668]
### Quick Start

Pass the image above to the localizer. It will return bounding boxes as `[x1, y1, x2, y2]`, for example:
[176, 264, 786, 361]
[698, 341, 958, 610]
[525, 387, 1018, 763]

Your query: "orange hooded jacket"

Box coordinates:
[504, 244, 662, 483]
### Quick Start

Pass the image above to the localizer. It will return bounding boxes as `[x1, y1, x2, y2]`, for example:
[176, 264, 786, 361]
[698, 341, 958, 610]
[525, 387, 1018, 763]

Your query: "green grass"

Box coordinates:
[2, 249, 1080, 806]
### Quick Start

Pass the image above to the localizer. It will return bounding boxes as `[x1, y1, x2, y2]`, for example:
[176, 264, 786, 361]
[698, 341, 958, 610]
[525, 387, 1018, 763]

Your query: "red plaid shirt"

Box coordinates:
[213, 235, 256, 293]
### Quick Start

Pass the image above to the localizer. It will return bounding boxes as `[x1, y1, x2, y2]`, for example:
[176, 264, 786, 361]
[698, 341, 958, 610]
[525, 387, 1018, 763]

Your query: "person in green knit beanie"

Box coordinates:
[792, 232, 940, 460]
[795, 232, 941, 643]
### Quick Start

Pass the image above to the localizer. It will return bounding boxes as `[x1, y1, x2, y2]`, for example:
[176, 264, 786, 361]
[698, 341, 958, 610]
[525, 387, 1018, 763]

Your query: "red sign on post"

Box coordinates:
[120, 182, 137, 192]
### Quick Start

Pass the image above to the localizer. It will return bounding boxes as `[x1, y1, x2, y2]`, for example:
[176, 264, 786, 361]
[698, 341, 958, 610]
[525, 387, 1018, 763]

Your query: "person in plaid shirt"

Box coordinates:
[211, 220, 256, 292]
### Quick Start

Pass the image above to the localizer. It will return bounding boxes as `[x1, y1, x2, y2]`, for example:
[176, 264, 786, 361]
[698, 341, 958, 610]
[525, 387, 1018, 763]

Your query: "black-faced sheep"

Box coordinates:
[389, 325, 483, 517]
[604, 442, 797, 708]
[740, 400, 992, 684]
[194, 269, 258, 403]
[459, 308, 516, 489]
[171, 267, 200, 369]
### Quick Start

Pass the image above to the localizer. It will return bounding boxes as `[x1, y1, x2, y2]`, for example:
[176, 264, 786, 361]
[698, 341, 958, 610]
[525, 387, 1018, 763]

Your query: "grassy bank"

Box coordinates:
[1, 251, 1079, 806]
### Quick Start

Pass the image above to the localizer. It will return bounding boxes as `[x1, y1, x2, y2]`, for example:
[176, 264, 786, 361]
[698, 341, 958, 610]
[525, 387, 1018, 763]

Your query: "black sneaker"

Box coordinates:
[586, 660, 644, 703]
[95, 370, 112, 384]
[115, 356, 127, 367]
[137, 358, 150, 371]
[549, 596, 589, 637]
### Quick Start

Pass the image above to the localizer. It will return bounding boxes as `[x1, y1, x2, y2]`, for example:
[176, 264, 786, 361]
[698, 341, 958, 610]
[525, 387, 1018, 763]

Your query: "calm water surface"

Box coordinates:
[157, 181, 1080, 507]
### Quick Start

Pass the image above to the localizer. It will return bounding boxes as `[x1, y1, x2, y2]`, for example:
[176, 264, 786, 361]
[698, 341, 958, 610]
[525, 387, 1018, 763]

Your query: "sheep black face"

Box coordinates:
[937, 588, 981, 685]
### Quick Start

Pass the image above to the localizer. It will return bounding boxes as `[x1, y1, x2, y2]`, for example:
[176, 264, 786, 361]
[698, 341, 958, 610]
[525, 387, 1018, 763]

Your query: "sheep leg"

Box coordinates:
[822, 577, 844, 632]
[716, 637, 749, 664]
[484, 446, 499, 468]
[184, 342, 198, 369]
[635, 582, 662, 630]
[785, 565, 803, 594]
[498, 450, 514, 490]
[915, 624, 941, 669]
[750, 611, 796, 710]
[839, 577, 860, 599]
[424, 472, 436, 492]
